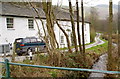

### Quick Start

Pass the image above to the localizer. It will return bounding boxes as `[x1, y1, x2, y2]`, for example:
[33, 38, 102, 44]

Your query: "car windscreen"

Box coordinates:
[24, 38, 37, 43]
[30, 38, 37, 42]
[15, 39, 22, 43]
[24, 38, 30, 43]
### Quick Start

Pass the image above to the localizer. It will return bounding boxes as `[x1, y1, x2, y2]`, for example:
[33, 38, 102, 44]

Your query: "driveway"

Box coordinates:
[70, 33, 105, 52]
[85, 33, 104, 49]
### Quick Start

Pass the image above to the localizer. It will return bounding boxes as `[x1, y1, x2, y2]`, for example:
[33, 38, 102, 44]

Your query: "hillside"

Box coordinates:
[61, 4, 118, 20]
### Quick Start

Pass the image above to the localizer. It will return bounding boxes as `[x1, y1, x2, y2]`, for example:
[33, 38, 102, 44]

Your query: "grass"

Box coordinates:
[59, 41, 95, 50]
[86, 38, 108, 54]
[0, 64, 2, 68]
[59, 34, 108, 55]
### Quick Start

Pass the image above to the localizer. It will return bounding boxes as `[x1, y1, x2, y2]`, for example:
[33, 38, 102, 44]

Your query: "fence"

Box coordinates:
[0, 44, 10, 54]
[0, 59, 120, 78]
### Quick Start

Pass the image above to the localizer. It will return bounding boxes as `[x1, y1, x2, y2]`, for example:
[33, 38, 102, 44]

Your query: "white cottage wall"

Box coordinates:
[0, 16, 3, 44]
[54, 21, 90, 48]
[56, 21, 72, 48]
[0, 16, 90, 48]
[85, 23, 90, 43]
[0, 16, 45, 45]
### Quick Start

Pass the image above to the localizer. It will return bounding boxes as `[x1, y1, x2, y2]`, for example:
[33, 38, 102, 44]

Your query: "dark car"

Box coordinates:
[14, 37, 46, 56]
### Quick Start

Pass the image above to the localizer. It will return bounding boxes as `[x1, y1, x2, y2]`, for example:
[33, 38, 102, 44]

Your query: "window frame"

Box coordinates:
[6, 18, 14, 29]
[28, 19, 34, 29]
[84, 24, 87, 31]
[60, 35, 64, 44]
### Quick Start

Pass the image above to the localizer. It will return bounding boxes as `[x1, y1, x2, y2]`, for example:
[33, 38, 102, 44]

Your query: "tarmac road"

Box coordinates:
[68, 33, 105, 52]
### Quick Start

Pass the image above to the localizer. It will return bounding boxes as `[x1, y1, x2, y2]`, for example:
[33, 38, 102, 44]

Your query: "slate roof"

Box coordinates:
[0, 2, 89, 23]
[1, 2, 45, 18]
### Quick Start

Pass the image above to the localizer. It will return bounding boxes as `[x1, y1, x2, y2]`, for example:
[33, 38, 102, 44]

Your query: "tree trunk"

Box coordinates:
[56, 21, 72, 53]
[76, 0, 82, 53]
[28, 1, 61, 65]
[81, 0, 85, 60]
[68, 0, 78, 52]
[12, 43, 16, 62]
[28, 2, 51, 55]
[107, 0, 113, 71]
[42, 2, 57, 50]
[50, 8, 72, 53]
[118, 1, 120, 77]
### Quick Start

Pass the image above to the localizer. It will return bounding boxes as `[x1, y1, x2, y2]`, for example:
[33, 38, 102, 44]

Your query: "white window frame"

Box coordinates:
[28, 19, 34, 29]
[60, 36, 64, 44]
[84, 24, 87, 31]
[6, 18, 14, 28]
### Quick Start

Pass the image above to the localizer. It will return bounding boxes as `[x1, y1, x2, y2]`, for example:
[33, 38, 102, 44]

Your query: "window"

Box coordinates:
[6, 18, 14, 28]
[60, 36, 64, 44]
[30, 38, 37, 42]
[24, 38, 30, 43]
[15, 39, 22, 43]
[28, 19, 34, 29]
[84, 24, 87, 31]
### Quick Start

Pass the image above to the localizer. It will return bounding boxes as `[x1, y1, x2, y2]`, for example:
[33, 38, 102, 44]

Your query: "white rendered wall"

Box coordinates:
[0, 16, 90, 48]
[0, 16, 45, 45]
[54, 21, 90, 48]
[0, 16, 3, 44]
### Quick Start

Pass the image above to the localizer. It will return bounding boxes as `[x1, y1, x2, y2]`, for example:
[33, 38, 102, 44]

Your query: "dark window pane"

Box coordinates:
[30, 38, 37, 42]
[24, 38, 30, 43]
[6, 18, 13, 28]
[28, 19, 34, 29]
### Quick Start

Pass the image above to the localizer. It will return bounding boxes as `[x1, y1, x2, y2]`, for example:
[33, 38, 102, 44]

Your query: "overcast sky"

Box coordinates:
[52, 0, 120, 6]
[0, 0, 119, 6]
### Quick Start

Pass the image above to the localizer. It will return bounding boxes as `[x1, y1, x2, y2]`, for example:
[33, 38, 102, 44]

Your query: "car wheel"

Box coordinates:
[17, 53, 22, 56]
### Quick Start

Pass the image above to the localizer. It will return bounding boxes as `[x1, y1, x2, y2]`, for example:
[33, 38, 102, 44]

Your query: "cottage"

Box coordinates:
[0, 2, 90, 48]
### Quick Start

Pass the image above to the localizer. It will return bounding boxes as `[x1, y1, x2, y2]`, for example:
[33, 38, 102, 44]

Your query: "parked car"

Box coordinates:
[14, 37, 46, 56]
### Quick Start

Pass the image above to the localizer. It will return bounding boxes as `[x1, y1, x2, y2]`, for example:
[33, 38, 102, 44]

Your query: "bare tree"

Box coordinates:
[12, 43, 16, 62]
[55, 21, 72, 53]
[68, 0, 78, 52]
[118, 1, 120, 77]
[42, 1, 63, 66]
[50, 4, 72, 53]
[89, 7, 97, 42]
[81, 0, 85, 60]
[27, 2, 51, 55]
[107, 0, 113, 71]
[76, 0, 82, 53]
[42, 1, 59, 51]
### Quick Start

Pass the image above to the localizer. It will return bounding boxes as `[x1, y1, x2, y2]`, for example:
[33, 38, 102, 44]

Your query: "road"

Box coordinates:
[70, 33, 105, 52]
[85, 33, 104, 49]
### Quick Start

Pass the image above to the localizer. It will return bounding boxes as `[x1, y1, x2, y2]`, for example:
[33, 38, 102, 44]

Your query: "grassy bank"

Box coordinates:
[59, 42, 95, 50]
[86, 39, 108, 54]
